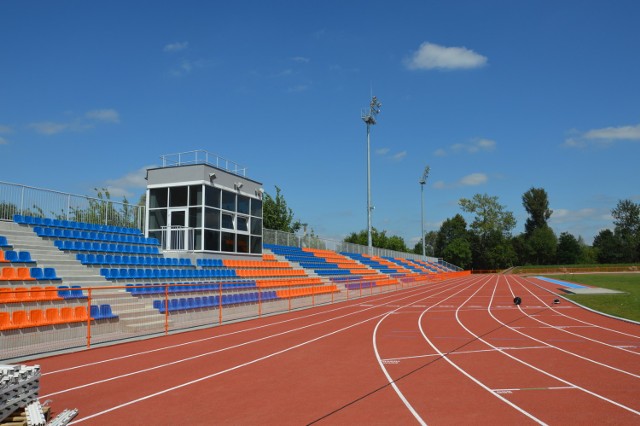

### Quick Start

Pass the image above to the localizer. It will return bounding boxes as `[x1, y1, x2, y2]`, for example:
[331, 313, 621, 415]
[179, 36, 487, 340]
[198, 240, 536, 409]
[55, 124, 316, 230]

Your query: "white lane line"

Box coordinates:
[45, 282, 443, 376]
[371, 275, 486, 426]
[71, 306, 395, 423]
[502, 277, 640, 378]
[519, 275, 640, 338]
[45, 280, 457, 399]
[486, 277, 640, 416]
[509, 275, 640, 356]
[418, 276, 548, 425]
[380, 345, 550, 362]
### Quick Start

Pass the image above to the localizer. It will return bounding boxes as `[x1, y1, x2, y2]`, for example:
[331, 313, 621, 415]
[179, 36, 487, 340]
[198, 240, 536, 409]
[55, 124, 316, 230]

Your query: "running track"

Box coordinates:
[28, 274, 640, 425]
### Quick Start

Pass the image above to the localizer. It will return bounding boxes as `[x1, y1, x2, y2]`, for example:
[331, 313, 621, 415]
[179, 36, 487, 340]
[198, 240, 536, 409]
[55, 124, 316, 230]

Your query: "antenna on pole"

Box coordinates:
[361, 95, 381, 254]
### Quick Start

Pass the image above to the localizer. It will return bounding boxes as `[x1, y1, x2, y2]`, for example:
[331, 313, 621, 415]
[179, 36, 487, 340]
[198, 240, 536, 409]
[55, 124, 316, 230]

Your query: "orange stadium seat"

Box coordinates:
[1, 267, 19, 281]
[11, 310, 29, 328]
[29, 309, 46, 326]
[0, 312, 12, 330]
[46, 308, 62, 324]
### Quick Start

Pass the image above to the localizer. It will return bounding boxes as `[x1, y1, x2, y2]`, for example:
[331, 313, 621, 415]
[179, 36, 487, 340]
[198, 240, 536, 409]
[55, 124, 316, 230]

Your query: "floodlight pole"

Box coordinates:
[420, 166, 430, 257]
[362, 96, 381, 255]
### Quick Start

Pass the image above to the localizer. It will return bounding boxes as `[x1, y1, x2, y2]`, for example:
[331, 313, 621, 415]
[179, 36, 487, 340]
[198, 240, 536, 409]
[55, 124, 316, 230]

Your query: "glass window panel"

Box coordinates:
[148, 209, 167, 230]
[193, 229, 202, 250]
[251, 217, 262, 235]
[221, 190, 235, 211]
[205, 186, 220, 208]
[189, 207, 202, 229]
[149, 230, 162, 243]
[221, 232, 235, 252]
[204, 208, 220, 229]
[237, 195, 250, 214]
[251, 198, 262, 218]
[221, 213, 234, 230]
[189, 185, 203, 206]
[169, 186, 188, 207]
[237, 234, 249, 253]
[237, 216, 248, 232]
[251, 236, 262, 254]
[149, 188, 168, 208]
[204, 230, 220, 251]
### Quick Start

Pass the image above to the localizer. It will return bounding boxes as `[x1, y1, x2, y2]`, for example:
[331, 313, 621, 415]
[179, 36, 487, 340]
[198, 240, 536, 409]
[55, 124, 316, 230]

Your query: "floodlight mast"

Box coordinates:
[420, 166, 430, 257]
[361, 96, 381, 255]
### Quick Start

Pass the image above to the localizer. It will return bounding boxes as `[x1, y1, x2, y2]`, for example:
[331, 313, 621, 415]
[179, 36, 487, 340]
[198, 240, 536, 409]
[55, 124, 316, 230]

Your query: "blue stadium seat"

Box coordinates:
[57, 286, 71, 299]
[99, 304, 117, 319]
[70, 285, 85, 298]
[90, 305, 101, 319]
[44, 268, 59, 280]
[30, 267, 44, 280]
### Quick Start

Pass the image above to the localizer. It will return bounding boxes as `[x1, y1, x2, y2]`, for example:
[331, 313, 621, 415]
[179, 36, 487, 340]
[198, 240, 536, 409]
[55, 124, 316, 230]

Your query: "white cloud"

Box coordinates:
[405, 42, 487, 70]
[0, 136, 8, 145]
[164, 41, 188, 52]
[564, 123, 640, 148]
[86, 109, 120, 123]
[105, 166, 154, 198]
[291, 56, 310, 63]
[169, 58, 212, 76]
[437, 138, 496, 156]
[392, 151, 407, 161]
[431, 173, 488, 190]
[459, 173, 488, 186]
[29, 121, 70, 135]
[29, 109, 119, 135]
[375, 148, 390, 155]
[584, 124, 640, 140]
[0, 125, 12, 133]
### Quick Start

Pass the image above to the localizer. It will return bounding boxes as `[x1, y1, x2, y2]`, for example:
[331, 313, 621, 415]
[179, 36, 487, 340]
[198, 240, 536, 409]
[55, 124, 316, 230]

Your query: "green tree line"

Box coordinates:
[265, 185, 640, 271]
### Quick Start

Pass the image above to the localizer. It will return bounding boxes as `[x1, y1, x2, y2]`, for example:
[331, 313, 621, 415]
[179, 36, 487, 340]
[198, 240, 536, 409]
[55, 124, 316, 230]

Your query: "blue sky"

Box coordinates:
[1, 1, 639, 247]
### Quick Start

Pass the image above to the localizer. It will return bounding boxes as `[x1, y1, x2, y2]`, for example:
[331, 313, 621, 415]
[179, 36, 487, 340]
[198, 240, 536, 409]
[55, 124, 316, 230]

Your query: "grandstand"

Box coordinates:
[0, 151, 463, 361]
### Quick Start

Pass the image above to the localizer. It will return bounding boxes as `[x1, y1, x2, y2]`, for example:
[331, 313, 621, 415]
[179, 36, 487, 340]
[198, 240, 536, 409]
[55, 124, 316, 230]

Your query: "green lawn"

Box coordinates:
[543, 273, 640, 322]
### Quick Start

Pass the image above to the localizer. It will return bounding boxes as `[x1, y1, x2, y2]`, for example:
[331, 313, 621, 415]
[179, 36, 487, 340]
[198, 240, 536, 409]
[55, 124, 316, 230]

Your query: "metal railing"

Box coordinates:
[0, 181, 460, 270]
[160, 226, 196, 251]
[0, 181, 145, 230]
[160, 150, 247, 177]
[1, 276, 463, 361]
[263, 228, 458, 269]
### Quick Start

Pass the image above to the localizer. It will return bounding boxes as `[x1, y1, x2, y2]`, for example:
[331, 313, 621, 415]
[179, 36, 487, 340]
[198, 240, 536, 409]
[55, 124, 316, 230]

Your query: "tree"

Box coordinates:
[459, 194, 516, 239]
[344, 227, 409, 252]
[556, 232, 581, 264]
[593, 229, 623, 264]
[262, 186, 301, 233]
[611, 199, 640, 262]
[435, 214, 468, 255]
[522, 187, 552, 235]
[459, 194, 517, 269]
[526, 226, 557, 265]
[414, 231, 437, 256]
[442, 238, 472, 269]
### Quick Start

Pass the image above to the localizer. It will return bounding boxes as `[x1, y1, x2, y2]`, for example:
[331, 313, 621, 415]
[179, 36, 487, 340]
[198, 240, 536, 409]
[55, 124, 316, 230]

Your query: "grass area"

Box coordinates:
[512, 263, 640, 274]
[544, 273, 640, 322]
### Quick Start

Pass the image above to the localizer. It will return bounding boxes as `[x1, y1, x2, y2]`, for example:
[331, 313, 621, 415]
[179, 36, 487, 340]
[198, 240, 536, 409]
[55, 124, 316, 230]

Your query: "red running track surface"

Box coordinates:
[26, 274, 640, 425]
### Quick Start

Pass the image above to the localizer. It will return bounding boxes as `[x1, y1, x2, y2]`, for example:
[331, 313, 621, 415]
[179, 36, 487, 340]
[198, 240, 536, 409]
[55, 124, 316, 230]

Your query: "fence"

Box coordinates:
[0, 180, 460, 270]
[0, 274, 471, 361]
[263, 228, 460, 271]
[0, 181, 144, 230]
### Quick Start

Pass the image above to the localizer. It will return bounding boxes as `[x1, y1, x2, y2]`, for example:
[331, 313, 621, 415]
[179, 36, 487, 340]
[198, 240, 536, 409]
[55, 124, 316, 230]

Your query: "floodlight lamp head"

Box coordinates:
[209, 172, 216, 180]
[235, 182, 243, 190]
[420, 166, 430, 185]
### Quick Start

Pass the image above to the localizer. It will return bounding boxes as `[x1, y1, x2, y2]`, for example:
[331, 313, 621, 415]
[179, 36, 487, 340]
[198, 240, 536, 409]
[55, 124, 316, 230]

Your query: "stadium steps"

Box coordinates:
[1, 220, 169, 330]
